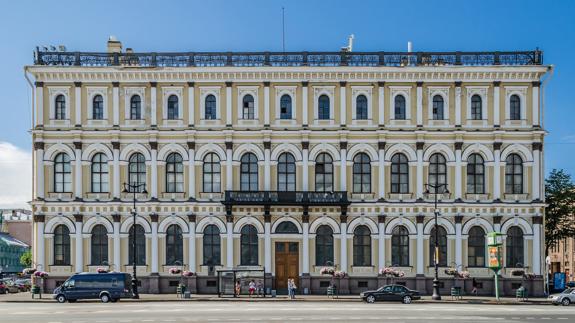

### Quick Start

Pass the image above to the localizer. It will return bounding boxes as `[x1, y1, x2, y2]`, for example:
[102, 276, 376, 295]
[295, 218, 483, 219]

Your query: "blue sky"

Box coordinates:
[0, 0, 574, 207]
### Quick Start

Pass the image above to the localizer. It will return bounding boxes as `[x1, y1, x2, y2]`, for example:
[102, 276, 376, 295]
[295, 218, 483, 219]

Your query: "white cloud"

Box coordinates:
[0, 142, 31, 209]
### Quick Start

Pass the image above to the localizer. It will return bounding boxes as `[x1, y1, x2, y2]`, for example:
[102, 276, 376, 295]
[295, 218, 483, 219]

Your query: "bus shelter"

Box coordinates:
[217, 269, 266, 297]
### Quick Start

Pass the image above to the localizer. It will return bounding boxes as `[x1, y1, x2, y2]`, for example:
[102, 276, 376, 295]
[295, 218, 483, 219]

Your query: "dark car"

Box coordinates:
[360, 284, 421, 304]
[52, 272, 132, 303]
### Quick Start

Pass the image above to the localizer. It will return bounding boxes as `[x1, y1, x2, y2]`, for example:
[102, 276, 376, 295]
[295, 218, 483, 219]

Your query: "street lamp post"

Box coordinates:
[425, 183, 449, 301]
[123, 182, 147, 299]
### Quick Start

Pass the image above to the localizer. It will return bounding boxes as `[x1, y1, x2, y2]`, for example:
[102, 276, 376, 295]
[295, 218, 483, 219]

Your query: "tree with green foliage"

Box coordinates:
[20, 250, 32, 267]
[545, 169, 575, 253]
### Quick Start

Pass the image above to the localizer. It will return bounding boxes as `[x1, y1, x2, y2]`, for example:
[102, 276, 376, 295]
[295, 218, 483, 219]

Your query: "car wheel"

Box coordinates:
[366, 295, 376, 304]
[403, 295, 412, 304]
[56, 294, 67, 303]
[100, 293, 110, 303]
[561, 298, 570, 306]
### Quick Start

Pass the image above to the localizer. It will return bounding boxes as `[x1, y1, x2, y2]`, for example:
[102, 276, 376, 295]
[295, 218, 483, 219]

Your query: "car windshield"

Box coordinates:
[562, 288, 574, 294]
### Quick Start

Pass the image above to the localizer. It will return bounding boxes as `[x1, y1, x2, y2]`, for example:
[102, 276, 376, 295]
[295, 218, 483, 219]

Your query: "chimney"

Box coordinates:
[107, 35, 122, 53]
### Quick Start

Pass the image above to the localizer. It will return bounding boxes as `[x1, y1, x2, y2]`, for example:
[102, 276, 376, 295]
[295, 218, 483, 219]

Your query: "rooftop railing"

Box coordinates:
[33, 49, 543, 67]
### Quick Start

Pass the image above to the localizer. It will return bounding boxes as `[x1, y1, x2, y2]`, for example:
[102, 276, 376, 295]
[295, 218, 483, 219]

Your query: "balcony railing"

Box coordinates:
[223, 191, 350, 206]
[33, 49, 543, 67]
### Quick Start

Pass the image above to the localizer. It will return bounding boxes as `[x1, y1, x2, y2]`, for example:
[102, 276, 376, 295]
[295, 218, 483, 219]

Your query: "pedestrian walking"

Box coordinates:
[472, 278, 479, 296]
[235, 280, 241, 297]
[287, 278, 293, 299]
[256, 280, 264, 297]
[291, 279, 297, 299]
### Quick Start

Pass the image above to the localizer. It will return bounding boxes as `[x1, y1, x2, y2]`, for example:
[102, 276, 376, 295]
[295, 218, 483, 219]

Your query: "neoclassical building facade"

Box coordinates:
[27, 40, 549, 295]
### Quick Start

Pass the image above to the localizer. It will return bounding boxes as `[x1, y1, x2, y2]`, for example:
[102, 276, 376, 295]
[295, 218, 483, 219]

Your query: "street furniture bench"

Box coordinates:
[450, 287, 463, 300]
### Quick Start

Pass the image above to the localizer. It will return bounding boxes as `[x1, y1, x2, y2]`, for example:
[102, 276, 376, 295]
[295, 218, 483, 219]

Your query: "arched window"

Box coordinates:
[167, 95, 179, 120]
[505, 154, 523, 194]
[240, 153, 258, 191]
[277, 152, 296, 191]
[353, 225, 371, 266]
[240, 225, 258, 266]
[203, 225, 221, 266]
[280, 94, 292, 119]
[203, 153, 221, 193]
[90, 224, 108, 265]
[468, 226, 485, 267]
[466, 153, 485, 194]
[205, 94, 217, 120]
[166, 224, 183, 265]
[55, 94, 66, 120]
[315, 225, 334, 266]
[391, 226, 409, 266]
[242, 94, 255, 120]
[318, 95, 330, 120]
[353, 153, 371, 193]
[391, 153, 409, 193]
[130, 95, 141, 120]
[275, 221, 299, 234]
[166, 153, 184, 193]
[432, 95, 444, 120]
[428, 153, 447, 193]
[53, 224, 70, 265]
[129, 224, 146, 265]
[128, 153, 146, 192]
[510, 94, 521, 120]
[506, 226, 524, 267]
[315, 153, 333, 192]
[429, 226, 447, 267]
[91, 153, 109, 193]
[356, 95, 368, 120]
[471, 95, 482, 120]
[394, 95, 406, 120]
[92, 95, 104, 120]
[54, 153, 72, 193]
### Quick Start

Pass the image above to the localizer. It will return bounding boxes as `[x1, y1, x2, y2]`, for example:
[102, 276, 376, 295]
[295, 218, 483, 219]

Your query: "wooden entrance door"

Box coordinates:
[275, 242, 299, 290]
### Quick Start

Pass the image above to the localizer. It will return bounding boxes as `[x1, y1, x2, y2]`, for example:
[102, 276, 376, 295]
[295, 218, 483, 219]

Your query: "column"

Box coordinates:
[302, 82, 309, 126]
[113, 214, 121, 271]
[74, 82, 82, 126]
[112, 82, 120, 126]
[340, 212, 348, 272]
[35, 142, 45, 200]
[264, 82, 270, 126]
[416, 82, 423, 126]
[35, 82, 44, 127]
[532, 216, 542, 275]
[454, 142, 463, 201]
[188, 82, 195, 126]
[378, 142, 385, 200]
[340, 142, 347, 191]
[340, 81, 346, 126]
[150, 82, 157, 126]
[151, 214, 159, 273]
[378, 215, 386, 270]
[264, 142, 271, 191]
[532, 81, 540, 127]
[187, 142, 196, 199]
[150, 142, 158, 199]
[226, 142, 233, 190]
[74, 142, 82, 200]
[74, 214, 83, 273]
[416, 215, 424, 275]
[264, 213, 271, 274]
[416, 142, 424, 200]
[455, 82, 462, 126]
[302, 142, 309, 191]
[378, 82, 385, 125]
[188, 214, 197, 272]
[455, 215, 463, 268]
[226, 82, 232, 126]
[532, 143, 542, 201]
[493, 142, 501, 201]
[35, 215, 45, 267]
[226, 214, 234, 268]
[302, 211, 310, 274]
[493, 82, 500, 127]
[112, 142, 120, 199]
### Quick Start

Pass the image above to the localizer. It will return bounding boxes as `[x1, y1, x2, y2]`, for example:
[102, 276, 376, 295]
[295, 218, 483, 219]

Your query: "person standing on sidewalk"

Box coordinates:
[287, 278, 293, 299]
[472, 278, 479, 296]
[291, 279, 297, 299]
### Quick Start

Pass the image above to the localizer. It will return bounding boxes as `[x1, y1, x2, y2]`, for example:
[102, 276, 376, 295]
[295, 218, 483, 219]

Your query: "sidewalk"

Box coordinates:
[0, 292, 551, 305]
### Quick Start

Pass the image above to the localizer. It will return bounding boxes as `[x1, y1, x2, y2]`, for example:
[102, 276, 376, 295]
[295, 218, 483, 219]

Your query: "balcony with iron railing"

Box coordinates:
[223, 190, 350, 207]
[33, 49, 543, 67]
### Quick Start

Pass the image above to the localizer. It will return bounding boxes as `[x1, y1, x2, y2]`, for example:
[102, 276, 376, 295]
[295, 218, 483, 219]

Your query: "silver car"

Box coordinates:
[549, 288, 575, 306]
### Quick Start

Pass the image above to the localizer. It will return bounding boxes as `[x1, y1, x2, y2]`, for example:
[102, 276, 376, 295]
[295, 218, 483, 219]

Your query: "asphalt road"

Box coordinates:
[1, 301, 574, 323]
